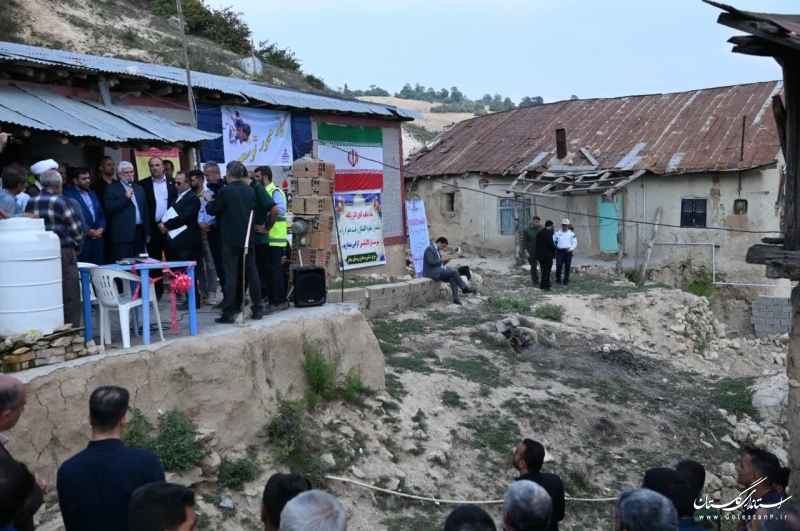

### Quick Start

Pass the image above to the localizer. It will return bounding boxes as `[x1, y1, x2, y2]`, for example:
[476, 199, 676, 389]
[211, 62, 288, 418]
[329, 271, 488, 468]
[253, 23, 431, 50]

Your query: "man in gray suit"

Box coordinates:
[423, 237, 474, 305]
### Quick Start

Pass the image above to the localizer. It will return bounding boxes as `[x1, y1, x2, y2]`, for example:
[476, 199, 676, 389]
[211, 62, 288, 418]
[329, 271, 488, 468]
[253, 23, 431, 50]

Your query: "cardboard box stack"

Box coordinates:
[291, 157, 335, 272]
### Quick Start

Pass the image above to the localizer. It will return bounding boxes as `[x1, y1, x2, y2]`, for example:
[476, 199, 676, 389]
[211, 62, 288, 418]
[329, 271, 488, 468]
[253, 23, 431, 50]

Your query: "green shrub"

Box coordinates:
[441, 390, 464, 408]
[302, 339, 339, 403]
[304, 74, 327, 91]
[267, 396, 307, 458]
[255, 40, 301, 71]
[342, 369, 366, 402]
[123, 409, 207, 472]
[218, 447, 259, 489]
[534, 303, 565, 322]
[149, 0, 252, 55]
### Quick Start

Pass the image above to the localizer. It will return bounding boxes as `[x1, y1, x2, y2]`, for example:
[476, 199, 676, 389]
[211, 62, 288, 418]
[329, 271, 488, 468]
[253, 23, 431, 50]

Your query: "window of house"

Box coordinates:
[499, 198, 531, 235]
[681, 198, 707, 227]
[734, 199, 748, 215]
[443, 193, 456, 212]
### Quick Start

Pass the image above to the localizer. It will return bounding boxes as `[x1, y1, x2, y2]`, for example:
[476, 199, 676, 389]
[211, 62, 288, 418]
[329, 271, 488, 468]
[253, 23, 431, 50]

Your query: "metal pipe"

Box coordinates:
[714, 282, 793, 290]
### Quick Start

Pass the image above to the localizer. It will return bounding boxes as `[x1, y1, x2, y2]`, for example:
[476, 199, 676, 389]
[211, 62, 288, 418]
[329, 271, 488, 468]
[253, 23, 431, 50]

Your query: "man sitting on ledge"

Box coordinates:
[423, 237, 474, 305]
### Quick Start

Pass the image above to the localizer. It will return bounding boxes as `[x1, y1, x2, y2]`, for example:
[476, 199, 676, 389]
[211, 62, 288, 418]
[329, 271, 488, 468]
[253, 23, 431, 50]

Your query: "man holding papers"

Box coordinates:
[158, 171, 202, 307]
[141, 157, 177, 300]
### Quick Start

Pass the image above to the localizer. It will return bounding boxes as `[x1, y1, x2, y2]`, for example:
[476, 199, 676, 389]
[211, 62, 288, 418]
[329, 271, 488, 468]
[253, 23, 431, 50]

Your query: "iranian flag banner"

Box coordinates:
[317, 123, 383, 192]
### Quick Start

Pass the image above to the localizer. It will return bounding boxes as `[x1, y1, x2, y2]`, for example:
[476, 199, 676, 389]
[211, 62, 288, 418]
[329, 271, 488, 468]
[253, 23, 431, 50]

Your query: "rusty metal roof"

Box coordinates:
[406, 81, 783, 178]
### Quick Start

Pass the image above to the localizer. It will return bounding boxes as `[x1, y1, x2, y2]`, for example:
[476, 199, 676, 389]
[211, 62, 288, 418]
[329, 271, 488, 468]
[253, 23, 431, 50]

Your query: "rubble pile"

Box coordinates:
[667, 297, 727, 357]
[490, 316, 539, 352]
[0, 325, 104, 372]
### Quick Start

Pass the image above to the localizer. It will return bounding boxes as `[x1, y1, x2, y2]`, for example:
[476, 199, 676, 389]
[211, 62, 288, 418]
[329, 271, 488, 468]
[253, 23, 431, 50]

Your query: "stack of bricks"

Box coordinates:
[751, 296, 794, 338]
[290, 157, 335, 271]
[0, 325, 105, 372]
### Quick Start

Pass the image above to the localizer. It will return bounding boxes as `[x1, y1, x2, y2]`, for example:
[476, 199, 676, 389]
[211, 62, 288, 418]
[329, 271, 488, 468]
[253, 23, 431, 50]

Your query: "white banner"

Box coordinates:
[221, 106, 293, 166]
[335, 190, 385, 270]
[405, 200, 429, 278]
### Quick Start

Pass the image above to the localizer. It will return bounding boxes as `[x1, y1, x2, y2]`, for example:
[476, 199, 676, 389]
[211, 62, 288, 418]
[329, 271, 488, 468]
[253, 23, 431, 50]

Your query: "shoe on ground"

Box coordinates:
[215, 314, 237, 324]
[461, 287, 475, 295]
[453, 300, 462, 305]
[207, 293, 217, 305]
[212, 300, 225, 310]
[280, 301, 290, 310]
[251, 310, 263, 320]
[266, 304, 280, 314]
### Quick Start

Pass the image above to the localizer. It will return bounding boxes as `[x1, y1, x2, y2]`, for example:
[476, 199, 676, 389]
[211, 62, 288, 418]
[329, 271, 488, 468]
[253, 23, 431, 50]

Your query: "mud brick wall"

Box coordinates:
[751, 296, 793, 338]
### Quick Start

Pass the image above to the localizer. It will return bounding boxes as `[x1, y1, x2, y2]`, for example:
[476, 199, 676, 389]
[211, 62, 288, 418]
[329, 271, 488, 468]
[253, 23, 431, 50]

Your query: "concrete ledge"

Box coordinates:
[342, 277, 443, 320]
[327, 287, 368, 304]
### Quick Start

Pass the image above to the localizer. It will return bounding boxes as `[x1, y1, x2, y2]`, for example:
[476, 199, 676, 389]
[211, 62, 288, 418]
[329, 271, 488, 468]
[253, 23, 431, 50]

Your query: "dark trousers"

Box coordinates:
[528, 255, 539, 285]
[146, 229, 168, 299]
[61, 247, 81, 329]
[79, 236, 105, 266]
[267, 246, 287, 305]
[208, 227, 225, 291]
[167, 246, 202, 304]
[255, 243, 271, 300]
[538, 258, 553, 290]
[220, 242, 262, 317]
[555, 250, 572, 284]
[103, 229, 114, 265]
[439, 269, 466, 302]
[112, 225, 147, 262]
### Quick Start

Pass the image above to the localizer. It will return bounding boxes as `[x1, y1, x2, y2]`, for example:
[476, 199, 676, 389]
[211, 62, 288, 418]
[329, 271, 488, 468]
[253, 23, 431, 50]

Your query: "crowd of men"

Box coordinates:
[522, 217, 578, 291]
[0, 148, 291, 330]
[0, 374, 796, 531]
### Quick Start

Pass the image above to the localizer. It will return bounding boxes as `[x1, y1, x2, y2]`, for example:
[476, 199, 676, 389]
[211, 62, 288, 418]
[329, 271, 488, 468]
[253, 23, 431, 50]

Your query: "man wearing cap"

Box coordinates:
[553, 219, 577, 286]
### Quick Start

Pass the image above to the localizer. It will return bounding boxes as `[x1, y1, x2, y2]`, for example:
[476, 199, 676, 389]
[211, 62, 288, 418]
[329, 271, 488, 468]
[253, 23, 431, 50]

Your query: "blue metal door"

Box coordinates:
[596, 196, 621, 253]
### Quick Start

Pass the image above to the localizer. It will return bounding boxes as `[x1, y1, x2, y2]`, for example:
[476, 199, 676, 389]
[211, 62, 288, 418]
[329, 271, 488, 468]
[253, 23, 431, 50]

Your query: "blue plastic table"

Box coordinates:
[79, 262, 198, 345]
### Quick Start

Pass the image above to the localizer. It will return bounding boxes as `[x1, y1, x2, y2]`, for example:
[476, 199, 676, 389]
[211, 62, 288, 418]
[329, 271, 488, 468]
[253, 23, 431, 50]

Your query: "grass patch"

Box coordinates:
[384, 511, 442, 531]
[123, 409, 208, 472]
[302, 338, 340, 409]
[372, 319, 426, 354]
[443, 356, 509, 388]
[681, 276, 717, 304]
[487, 296, 532, 312]
[218, 447, 259, 490]
[561, 377, 633, 405]
[563, 273, 669, 298]
[461, 414, 521, 456]
[412, 409, 428, 431]
[710, 378, 756, 418]
[428, 310, 487, 329]
[469, 330, 512, 354]
[694, 333, 709, 355]
[441, 390, 465, 408]
[385, 373, 408, 400]
[386, 354, 433, 374]
[534, 303, 565, 322]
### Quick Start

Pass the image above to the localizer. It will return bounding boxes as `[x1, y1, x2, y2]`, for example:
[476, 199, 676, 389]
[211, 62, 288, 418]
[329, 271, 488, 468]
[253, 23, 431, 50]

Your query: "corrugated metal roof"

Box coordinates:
[406, 81, 783, 177]
[0, 84, 220, 143]
[0, 41, 423, 120]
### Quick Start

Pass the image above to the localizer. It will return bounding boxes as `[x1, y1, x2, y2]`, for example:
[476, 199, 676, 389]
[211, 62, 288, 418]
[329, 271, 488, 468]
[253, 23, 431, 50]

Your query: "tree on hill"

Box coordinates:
[255, 40, 301, 71]
[570, 95, 579, 100]
[519, 96, 544, 108]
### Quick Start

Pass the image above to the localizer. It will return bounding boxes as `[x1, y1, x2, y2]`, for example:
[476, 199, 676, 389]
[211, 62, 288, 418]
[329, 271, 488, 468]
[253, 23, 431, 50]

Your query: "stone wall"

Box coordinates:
[751, 296, 793, 338]
[10, 308, 384, 481]
[0, 327, 104, 373]
[328, 276, 481, 319]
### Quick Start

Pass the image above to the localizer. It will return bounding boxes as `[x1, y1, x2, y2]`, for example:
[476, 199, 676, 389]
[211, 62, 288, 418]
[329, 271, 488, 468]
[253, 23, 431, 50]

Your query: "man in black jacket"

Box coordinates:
[104, 162, 150, 261]
[140, 157, 177, 300]
[159, 171, 202, 307]
[0, 377, 44, 531]
[536, 220, 558, 291]
[512, 439, 565, 531]
[206, 161, 263, 323]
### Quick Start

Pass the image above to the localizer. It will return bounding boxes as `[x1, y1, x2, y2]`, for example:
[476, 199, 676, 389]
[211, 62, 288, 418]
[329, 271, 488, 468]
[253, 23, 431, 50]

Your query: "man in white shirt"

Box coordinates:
[553, 219, 577, 286]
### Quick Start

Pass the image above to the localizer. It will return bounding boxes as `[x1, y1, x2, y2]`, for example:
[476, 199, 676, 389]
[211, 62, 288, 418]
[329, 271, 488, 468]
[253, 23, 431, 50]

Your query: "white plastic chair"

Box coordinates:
[89, 268, 165, 349]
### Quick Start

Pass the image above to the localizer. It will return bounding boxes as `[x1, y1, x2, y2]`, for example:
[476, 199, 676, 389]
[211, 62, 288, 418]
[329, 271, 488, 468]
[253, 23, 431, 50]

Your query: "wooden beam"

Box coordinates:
[580, 147, 599, 166]
[746, 243, 800, 266]
[718, 13, 800, 55]
[784, 61, 800, 250]
[774, 94, 788, 161]
[766, 263, 800, 281]
[589, 172, 612, 190]
[763, 237, 785, 245]
[603, 170, 646, 198]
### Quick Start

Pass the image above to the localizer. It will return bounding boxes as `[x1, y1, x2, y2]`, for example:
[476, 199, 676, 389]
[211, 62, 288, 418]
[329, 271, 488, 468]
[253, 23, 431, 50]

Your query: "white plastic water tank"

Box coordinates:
[0, 217, 63, 336]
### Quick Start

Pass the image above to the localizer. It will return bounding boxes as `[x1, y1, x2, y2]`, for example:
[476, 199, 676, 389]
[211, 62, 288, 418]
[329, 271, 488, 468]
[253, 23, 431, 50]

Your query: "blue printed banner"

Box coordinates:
[334, 190, 385, 270]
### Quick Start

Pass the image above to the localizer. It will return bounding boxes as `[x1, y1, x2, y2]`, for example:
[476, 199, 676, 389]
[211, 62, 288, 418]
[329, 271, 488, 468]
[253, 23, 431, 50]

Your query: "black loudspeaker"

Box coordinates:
[293, 266, 327, 307]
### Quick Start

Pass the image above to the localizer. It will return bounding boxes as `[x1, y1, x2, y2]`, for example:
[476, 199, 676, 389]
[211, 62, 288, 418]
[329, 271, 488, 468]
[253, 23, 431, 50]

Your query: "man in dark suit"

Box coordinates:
[513, 439, 565, 531]
[104, 161, 150, 261]
[206, 161, 263, 323]
[422, 237, 474, 305]
[0, 377, 44, 531]
[159, 171, 202, 307]
[140, 157, 177, 300]
[57, 386, 165, 531]
[64, 167, 106, 264]
[536, 221, 558, 291]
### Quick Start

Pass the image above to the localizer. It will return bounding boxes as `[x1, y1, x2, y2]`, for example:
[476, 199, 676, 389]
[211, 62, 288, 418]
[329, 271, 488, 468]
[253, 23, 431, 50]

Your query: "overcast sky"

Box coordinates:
[206, 0, 793, 103]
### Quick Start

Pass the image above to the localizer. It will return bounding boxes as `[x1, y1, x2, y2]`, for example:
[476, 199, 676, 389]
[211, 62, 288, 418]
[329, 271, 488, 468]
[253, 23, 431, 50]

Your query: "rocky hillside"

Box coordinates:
[3, 0, 333, 95]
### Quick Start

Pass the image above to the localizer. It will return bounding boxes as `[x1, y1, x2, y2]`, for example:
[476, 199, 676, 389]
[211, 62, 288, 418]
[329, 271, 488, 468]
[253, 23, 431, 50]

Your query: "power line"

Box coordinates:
[313, 139, 781, 235]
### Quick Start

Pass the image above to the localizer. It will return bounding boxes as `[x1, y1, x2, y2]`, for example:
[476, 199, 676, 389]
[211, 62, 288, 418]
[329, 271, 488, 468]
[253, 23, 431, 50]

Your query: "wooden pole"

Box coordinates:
[175, 0, 199, 168]
[636, 207, 662, 285]
[241, 210, 253, 325]
[783, 63, 800, 251]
